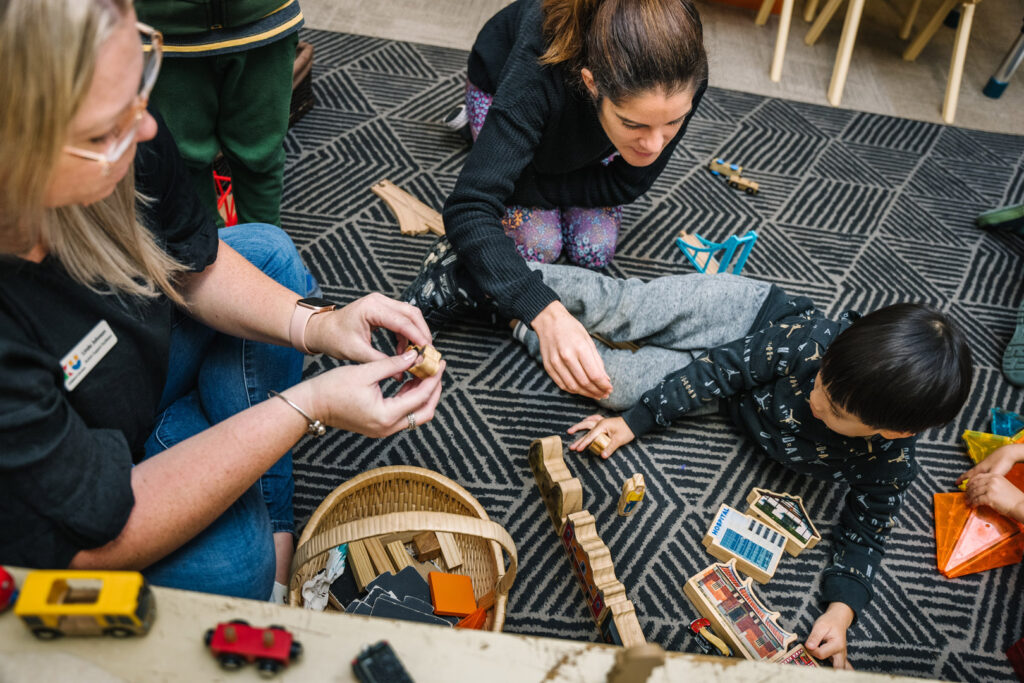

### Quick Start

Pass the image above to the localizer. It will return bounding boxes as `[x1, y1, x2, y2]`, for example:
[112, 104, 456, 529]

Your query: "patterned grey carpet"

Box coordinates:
[279, 28, 1024, 680]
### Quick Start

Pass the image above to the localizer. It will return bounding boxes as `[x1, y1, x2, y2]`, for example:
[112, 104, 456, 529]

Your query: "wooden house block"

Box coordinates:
[683, 560, 795, 661]
[528, 435, 583, 534]
[371, 179, 445, 236]
[406, 344, 442, 379]
[346, 540, 376, 593]
[412, 531, 442, 562]
[436, 532, 463, 571]
[778, 643, 820, 666]
[617, 474, 646, 517]
[702, 504, 785, 584]
[363, 537, 395, 576]
[745, 488, 821, 556]
[385, 541, 413, 571]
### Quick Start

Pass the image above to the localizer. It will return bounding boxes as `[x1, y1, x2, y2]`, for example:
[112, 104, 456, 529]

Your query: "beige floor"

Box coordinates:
[301, 0, 1024, 135]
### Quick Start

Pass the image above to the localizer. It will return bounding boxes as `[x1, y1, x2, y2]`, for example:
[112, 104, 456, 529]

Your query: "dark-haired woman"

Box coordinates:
[404, 0, 708, 401]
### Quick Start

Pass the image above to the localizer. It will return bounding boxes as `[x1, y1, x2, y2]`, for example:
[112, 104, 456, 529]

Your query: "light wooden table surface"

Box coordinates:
[0, 567, 929, 682]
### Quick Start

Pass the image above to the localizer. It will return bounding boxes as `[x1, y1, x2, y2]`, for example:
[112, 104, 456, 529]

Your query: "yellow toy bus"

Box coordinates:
[14, 570, 155, 639]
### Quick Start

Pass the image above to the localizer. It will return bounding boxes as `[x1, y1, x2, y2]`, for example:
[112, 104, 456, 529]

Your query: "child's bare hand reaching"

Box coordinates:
[567, 414, 635, 459]
[805, 602, 855, 670]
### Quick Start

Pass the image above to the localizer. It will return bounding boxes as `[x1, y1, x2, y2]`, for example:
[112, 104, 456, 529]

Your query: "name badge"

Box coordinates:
[61, 320, 118, 391]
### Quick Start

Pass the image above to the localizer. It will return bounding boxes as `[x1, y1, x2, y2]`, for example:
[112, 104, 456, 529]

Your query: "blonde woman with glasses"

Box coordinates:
[0, 0, 443, 601]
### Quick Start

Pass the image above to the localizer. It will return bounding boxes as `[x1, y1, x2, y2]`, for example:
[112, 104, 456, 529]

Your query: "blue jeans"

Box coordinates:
[140, 224, 311, 600]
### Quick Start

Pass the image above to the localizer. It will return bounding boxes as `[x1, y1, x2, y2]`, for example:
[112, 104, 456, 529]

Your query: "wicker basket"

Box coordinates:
[289, 466, 517, 631]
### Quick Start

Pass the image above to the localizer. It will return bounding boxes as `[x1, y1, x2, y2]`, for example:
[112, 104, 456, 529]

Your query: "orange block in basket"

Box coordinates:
[428, 572, 477, 617]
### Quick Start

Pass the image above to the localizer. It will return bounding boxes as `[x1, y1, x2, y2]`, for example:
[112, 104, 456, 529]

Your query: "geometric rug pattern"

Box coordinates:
[280, 28, 1024, 680]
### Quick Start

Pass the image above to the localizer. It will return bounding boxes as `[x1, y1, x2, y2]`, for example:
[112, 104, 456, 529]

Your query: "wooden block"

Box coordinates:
[409, 559, 440, 583]
[378, 531, 419, 546]
[385, 541, 413, 571]
[528, 435, 583, 534]
[588, 433, 611, 456]
[363, 537, 395, 576]
[617, 474, 646, 517]
[412, 531, 441, 562]
[778, 643, 820, 666]
[406, 344, 442, 378]
[347, 540, 376, 593]
[436, 532, 463, 571]
[702, 504, 785, 584]
[745, 488, 821, 556]
[428, 572, 476, 617]
[683, 560, 795, 661]
[371, 179, 445, 236]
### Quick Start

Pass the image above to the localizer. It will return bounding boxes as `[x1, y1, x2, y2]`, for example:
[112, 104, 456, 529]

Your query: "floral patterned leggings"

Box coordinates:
[465, 81, 621, 268]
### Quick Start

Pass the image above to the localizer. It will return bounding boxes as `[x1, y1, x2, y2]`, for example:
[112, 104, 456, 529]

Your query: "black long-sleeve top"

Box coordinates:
[444, 0, 707, 323]
[622, 293, 918, 616]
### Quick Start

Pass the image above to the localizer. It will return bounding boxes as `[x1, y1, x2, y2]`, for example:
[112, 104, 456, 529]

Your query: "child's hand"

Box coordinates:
[805, 602, 855, 670]
[956, 443, 1024, 487]
[965, 473, 1024, 522]
[567, 415, 635, 459]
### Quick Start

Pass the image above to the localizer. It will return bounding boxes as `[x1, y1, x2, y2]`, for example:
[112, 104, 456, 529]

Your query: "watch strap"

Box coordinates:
[289, 300, 333, 355]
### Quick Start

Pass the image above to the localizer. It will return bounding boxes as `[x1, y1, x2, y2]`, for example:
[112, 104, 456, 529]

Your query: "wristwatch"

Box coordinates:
[289, 297, 335, 355]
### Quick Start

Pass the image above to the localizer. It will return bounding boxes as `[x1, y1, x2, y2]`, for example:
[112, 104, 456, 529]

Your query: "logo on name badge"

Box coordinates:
[60, 320, 118, 391]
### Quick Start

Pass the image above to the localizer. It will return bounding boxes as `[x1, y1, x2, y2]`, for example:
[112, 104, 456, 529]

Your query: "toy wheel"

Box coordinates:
[32, 628, 62, 640]
[105, 627, 133, 638]
[289, 641, 303, 659]
[203, 628, 214, 645]
[257, 659, 283, 678]
[267, 624, 285, 631]
[728, 181, 738, 189]
[217, 653, 245, 670]
[229, 618, 250, 626]
[745, 187, 756, 195]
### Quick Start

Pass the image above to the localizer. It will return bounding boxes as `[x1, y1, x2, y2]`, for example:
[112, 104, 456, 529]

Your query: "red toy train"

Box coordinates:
[204, 620, 302, 677]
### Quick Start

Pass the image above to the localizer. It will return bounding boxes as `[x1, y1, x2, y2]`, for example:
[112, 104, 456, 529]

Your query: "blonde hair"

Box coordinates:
[0, 0, 188, 305]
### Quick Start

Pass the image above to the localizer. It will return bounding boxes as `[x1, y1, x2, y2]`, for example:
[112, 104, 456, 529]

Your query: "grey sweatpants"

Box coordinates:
[514, 263, 772, 411]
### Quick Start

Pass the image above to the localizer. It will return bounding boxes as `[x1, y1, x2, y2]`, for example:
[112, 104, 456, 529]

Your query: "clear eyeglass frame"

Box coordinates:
[62, 22, 163, 175]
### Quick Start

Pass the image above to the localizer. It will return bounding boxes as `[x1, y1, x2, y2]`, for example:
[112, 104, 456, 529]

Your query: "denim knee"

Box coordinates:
[220, 223, 310, 295]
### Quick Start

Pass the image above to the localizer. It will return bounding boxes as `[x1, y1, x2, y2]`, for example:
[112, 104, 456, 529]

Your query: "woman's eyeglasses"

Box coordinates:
[62, 22, 163, 174]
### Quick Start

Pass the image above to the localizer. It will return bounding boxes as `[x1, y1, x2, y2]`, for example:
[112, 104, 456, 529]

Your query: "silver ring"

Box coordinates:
[406, 413, 417, 431]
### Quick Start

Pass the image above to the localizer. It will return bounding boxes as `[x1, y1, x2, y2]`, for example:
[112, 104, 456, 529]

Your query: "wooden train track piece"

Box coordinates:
[702, 504, 786, 584]
[528, 435, 583, 534]
[561, 511, 645, 647]
[406, 343, 442, 379]
[683, 560, 796, 661]
[371, 179, 445, 236]
[745, 488, 821, 556]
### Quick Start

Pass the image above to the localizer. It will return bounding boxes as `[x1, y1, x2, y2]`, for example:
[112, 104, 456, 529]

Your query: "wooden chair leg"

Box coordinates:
[903, 0, 959, 60]
[805, 0, 844, 45]
[899, 0, 922, 39]
[827, 0, 866, 105]
[803, 0, 820, 22]
[770, 0, 796, 81]
[756, 0, 775, 25]
[942, 2, 976, 123]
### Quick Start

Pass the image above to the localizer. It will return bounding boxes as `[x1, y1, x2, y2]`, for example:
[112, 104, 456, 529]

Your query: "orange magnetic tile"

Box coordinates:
[943, 534, 1024, 578]
[454, 606, 488, 629]
[934, 493, 970, 570]
[428, 572, 476, 617]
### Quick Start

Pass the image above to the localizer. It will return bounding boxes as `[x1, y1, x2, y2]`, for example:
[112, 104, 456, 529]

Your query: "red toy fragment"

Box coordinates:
[0, 567, 17, 612]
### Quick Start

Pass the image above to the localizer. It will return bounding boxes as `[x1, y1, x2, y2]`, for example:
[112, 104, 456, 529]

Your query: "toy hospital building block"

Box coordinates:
[560, 510, 645, 647]
[683, 560, 796, 661]
[745, 488, 821, 556]
[528, 435, 583, 534]
[702, 504, 786, 584]
[675, 230, 758, 275]
[617, 474, 646, 517]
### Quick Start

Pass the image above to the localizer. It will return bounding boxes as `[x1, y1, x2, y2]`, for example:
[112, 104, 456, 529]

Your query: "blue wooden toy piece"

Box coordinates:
[675, 230, 758, 275]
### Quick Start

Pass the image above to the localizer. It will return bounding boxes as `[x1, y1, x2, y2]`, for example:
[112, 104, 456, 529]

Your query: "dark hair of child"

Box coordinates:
[539, 0, 708, 103]
[820, 303, 973, 434]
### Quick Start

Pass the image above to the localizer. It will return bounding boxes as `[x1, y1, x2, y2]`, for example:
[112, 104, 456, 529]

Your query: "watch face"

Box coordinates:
[298, 297, 335, 310]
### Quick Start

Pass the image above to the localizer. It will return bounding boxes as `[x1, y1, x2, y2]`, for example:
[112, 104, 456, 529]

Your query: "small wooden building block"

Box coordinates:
[385, 541, 413, 571]
[528, 435, 583, 534]
[745, 488, 821, 556]
[407, 344, 441, 379]
[428, 572, 477, 617]
[617, 474, 646, 517]
[588, 433, 611, 456]
[412, 531, 442, 562]
[778, 644, 820, 666]
[436, 532, 463, 571]
[702, 504, 785, 584]
[363, 537, 395, 576]
[346, 540, 376, 593]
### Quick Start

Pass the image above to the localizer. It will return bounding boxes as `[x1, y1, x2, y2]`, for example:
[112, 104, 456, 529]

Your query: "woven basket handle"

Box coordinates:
[292, 511, 518, 597]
